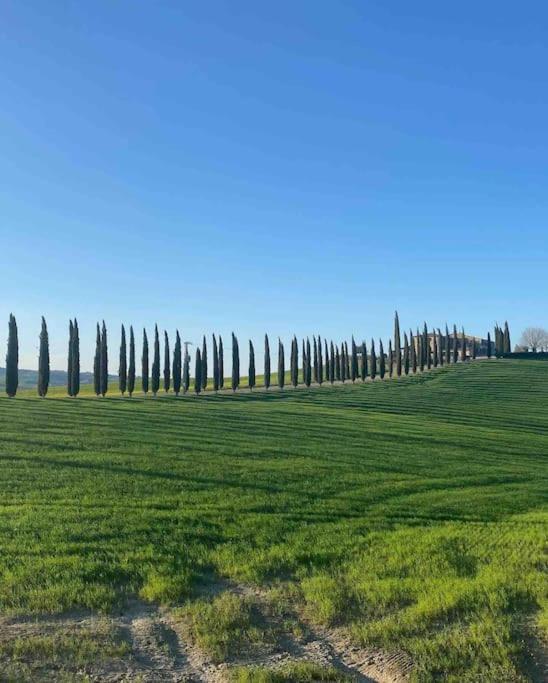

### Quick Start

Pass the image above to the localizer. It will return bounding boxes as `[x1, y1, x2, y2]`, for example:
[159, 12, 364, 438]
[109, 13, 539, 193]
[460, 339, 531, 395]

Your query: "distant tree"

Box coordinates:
[461, 328, 467, 362]
[361, 341, 368, 381]
[72, 319, 80, 397]
[313, 337, 318, 384]
[100, 321, 108, 396]
[487, 331, 492, 358]
[324, 339, 330, 383]
[212, 334, 219, 392]
[437, 329, 444, 366]
[264, 334, 271, 390]
[194, 348, 202, 394]
[201, 335, 208, 391]
[128, 326, 136, 396]
[344, 341, 350, 381]
[452, 325, 459, 363]
[394, 311, 402, 377]
[388, 340, 394, 378]
[231, 333, 239, 392]
[340, 342, 346, 383]
[151, 325, 160, 396]
[164, 331, 171, 392]
[305, 338, 312, 387]
[403, 333, 410, 375]
[370, 339, 377, 380]
[248, 340, 256, 390]
[503, 321, 511, 353]
[142, 328, 149, 394]
[5, 314, 18, 398]
[302, 339, 307, 384]
[182, 349, 190, 393]
[93, 323, 101, 396]
[351, 337, 358, 382]
[290, 337, 298, 387]
[119, 325, 127, 395]
[418, 328, 424, 372]
[38, 316, 50, 397]
[410, 330, 417, 374]
[218, 336, 224, 389]
[278, 339, 285, 389]
[318, 336, 324, 385]
[519, 327, 548, 352]
[379, 340, 386, 379]
[172, 331, 182, 395]
[423, 323, 431, 370]
[432, 330, 438, 368]
[67, 320, 74, 396]
[335, 345, 341, 381]
[445, 324, 451, 364]
[330, 341, 336, 383]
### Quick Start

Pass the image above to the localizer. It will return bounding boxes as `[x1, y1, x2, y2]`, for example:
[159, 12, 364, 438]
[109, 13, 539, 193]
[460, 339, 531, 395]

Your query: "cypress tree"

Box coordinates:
[432, 330, 438, 368]
[445, 325, 451, 364]
[290, 337, 298, 387]
[249, 340, 256, 390]
[344, 341, 350, 380]
[194, 348, 202, 394]
[388, 340, 393, 378]
[93, 323, 101, 396]
[370, 339, 377, 380]
[72, 319, 80, 397]
[231, 333, 239, 392]
[379, 340, 386, 379]
[142, 328, 149, 394]
[324, 339, 330, 384]
[38, 316, 50, 397]
[330, 341, 336, 383]
[151, 325, 160, 396]
[471, 336, 477, 360]
[201, 335, 208, 391]
[394, 311, 402, 377]
[218, 336, 224, 389]
[100, 321, 108, 396]
[5, 314, 18, 398]
[182, 349, 190, 393]
[437, 329, 444, 366]
[487, 331, 492, 358]
[302, 339, 307, 384]
[119, 325, 127, 395]
[410, 330, 417, 374]
[67, 320, 74, 396]
[340, 342, 346, 383]
[403, 333, 410, 375]
[503, 321, 511, 353]
[264, 334, 271, 390]
[351, 337, 358, 382]
[313, 337, 318, 384]
[461, 328, 467, 362]
[424, 323, 431, 370]
[305, 338, 312, 387]
[128, 326, 136, 397]
[173, 330, 182, 395]
[361, 341, 368, 380]
[212, 334, 219, 392]
[335, 345, 341, 381]
[318, 336, 324, 385]
[164, 331, 170, 392]
[418, 328, 424, 372]
[278, 339, 285, 389]
[452, 325, 458, 363]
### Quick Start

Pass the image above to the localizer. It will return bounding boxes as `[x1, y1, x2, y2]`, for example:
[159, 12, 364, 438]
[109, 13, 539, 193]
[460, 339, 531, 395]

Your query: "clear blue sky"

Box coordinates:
[1, 1, 547, 371]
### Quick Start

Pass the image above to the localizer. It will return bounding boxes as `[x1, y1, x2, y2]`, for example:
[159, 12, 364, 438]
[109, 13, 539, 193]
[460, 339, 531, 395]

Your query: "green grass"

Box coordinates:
[0, 360, 546, 680]
[229, 662, 351, 682]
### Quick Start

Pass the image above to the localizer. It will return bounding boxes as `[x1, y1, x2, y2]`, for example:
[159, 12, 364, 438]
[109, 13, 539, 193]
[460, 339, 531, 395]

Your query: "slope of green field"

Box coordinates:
[0, 360, 546, 681]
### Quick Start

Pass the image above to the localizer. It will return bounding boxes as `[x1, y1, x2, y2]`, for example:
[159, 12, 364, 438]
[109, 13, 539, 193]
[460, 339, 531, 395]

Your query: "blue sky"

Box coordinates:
[1, 1, 547, 371]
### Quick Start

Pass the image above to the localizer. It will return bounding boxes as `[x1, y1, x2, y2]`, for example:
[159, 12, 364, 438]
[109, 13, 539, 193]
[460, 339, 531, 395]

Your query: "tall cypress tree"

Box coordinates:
[218, 336, 224, 389]
[432, 330, 438, 368]
[231, 333, 239, 392]
[370, 339, 377, 380]
[388, 340, 393, 378]
[201, 335, 208, 391]
[248, 340, 256, 390]
[471, 336, 477, 360]
[173, 330, 182, 395]
[128, 326, 136, 397]
[361, 341, 368, 381]
[278, 338, 285, 389]
[452, 325, 458, 363]
[335, 345, 341, 381]
[182, 348, 190, 393]
[345, 342, 351, 379]
[302, 339, 307, 384]
[212, 334, 219, 392]
[38, 316, 50, 397]
[194, 349, 202, 394]
[164, 331, 171, 392]
[410, 330, 417, 374]
[418, 328, 424, 372]
[437, 329, 444, 366]
[318, 336, 324, 385]
[403, 333, 410, 375]
[444, 325, 450, 364]
[151, 325, 160, 396]
[487, 331, 492, 359]
[394, 311, 402, 377]
[340, 342, 346, 383]
[142, 328, 149, 394]
[423, 323, 431, 370]
[305, 338, 312, 387]
[100, 321, 108, 396]
[324, 339, 330, 383]
[330, 341, 336, 383]
[67, 319, 74, 396]
[461, 328, 467, 362]
[5, 314, 18, 398]
[93, 323, 101, 396]
[313, 337, 318, 384]
[290, 337, 298, 387]
[379, 340, 386, 379]
[503, 321, 511, 353]
[264, 334, 271, 390]
[351, 337, 358, 382]
[119, 325, 127, 395]
[72, 319, 80, 397]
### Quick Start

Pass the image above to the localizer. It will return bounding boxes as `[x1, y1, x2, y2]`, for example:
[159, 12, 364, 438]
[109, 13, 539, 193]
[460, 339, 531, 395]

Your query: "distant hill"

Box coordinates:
[0, 368, 103, 390]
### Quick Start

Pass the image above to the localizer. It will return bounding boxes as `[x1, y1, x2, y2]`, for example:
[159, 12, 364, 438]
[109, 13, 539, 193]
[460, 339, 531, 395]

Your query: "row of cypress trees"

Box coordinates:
[4, 314, 511, 397]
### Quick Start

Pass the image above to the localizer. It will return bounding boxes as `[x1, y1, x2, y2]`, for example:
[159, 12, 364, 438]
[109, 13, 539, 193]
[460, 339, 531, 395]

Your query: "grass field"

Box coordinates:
[0, 360, 546, 681]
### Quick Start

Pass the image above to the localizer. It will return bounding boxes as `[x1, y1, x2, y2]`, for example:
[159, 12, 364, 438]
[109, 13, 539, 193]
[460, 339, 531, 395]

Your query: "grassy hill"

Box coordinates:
[0, 360, 546, 681]
[0, 367, 98, 391]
